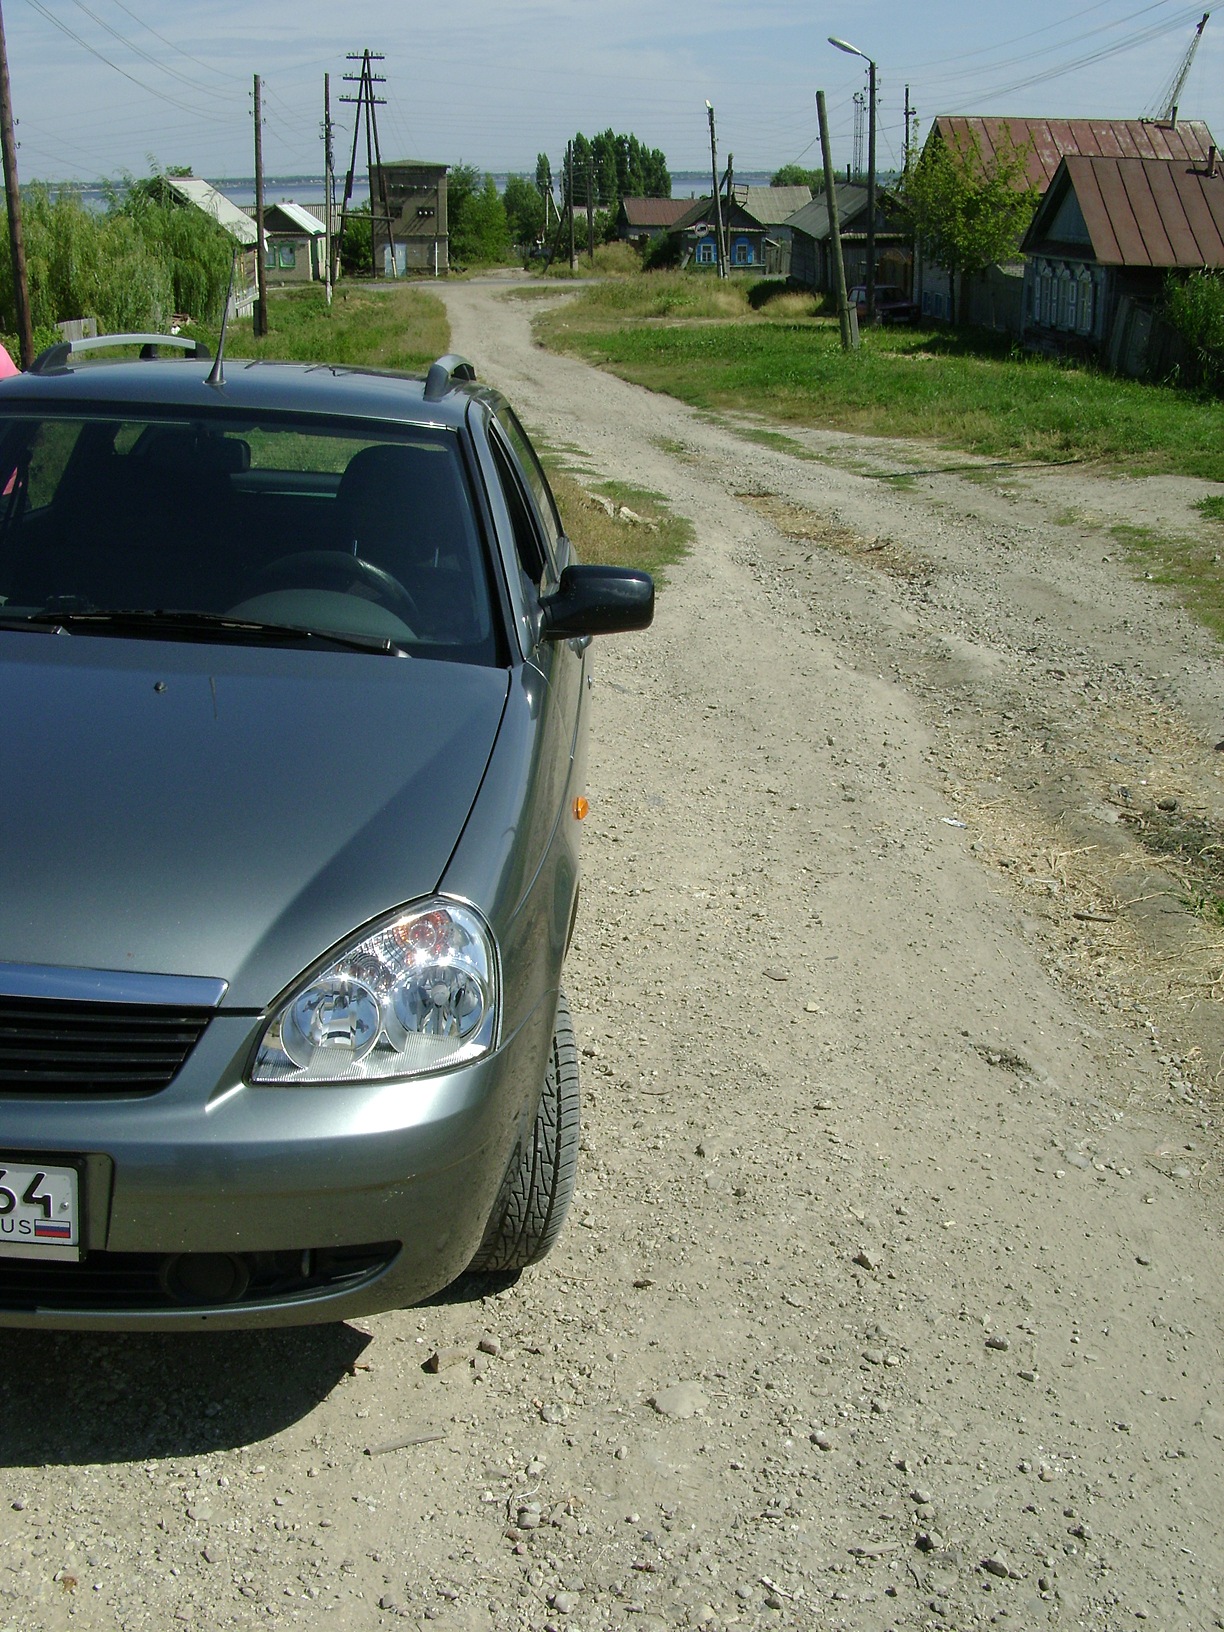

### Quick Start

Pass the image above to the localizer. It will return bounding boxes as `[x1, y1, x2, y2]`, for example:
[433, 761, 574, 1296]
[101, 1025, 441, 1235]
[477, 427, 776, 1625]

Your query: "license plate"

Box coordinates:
[0, 1160, 80, 1260]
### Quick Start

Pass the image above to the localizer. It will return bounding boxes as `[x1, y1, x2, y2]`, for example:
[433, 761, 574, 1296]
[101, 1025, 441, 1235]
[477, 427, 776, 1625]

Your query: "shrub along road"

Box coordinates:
[1, 277, 1222, 1632]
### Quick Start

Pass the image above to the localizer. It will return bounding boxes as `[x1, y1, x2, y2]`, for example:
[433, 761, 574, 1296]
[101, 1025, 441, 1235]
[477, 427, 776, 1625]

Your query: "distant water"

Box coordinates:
[59, 169, 774, 211]
[212, 171, 774, 206]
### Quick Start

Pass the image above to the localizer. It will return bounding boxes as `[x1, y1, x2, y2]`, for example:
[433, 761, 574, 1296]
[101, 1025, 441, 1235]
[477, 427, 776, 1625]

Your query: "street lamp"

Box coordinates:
[829, 35, 876, 327]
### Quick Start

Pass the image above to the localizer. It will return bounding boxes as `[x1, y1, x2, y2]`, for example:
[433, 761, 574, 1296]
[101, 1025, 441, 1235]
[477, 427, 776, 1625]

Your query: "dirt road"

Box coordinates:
[3, 278, 1222, 1632]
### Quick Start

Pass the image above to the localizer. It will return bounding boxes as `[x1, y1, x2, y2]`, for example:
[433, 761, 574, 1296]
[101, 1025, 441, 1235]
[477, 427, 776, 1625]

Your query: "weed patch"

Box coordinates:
[1110, 523, 1224, 642]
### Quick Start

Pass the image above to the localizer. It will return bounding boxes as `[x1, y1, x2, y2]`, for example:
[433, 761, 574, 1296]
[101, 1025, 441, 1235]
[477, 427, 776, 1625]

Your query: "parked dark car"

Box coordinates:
[848, 284, 919, 324]
[0, 337, 652, 1328]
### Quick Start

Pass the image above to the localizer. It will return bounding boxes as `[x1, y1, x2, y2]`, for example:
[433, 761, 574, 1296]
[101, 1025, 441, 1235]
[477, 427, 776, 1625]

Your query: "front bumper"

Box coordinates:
[0, 998, 553, 1330]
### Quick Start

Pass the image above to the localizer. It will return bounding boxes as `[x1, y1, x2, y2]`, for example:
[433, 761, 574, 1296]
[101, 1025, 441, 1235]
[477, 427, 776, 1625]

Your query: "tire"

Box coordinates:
[468, 993, 581, 1273]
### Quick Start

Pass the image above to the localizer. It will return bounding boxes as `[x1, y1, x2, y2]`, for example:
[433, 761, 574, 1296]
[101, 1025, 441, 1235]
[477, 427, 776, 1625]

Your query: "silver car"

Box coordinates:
[0, 337, 652, 1328]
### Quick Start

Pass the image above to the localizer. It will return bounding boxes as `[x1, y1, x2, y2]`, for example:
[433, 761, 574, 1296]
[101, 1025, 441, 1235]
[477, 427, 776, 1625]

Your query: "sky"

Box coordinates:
[3, 0, 1222, 187]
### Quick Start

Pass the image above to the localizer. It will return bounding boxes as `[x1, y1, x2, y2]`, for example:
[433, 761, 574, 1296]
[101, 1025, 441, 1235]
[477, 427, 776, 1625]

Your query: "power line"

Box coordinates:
[106, 0, 232, 80]
[20, 0, 221, 118]
[907, 0, 1175, 75]
[66, 0, 222, 94]
[941, 8, 1211, 105]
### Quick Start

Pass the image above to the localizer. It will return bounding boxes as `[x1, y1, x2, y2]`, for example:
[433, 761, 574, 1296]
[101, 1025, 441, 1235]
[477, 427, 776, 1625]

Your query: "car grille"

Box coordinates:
[0, 996, 213, 1096]
[0, 1243, 400, 1311]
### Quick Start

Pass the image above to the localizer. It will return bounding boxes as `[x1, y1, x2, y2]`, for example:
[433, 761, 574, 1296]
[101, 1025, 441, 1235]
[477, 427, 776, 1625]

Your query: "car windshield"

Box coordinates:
[0, 411, 501, 664]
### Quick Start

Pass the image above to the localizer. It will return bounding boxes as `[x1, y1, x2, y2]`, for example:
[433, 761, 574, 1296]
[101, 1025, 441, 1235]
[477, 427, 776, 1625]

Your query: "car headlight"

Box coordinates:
[251, 900, 498, 1085]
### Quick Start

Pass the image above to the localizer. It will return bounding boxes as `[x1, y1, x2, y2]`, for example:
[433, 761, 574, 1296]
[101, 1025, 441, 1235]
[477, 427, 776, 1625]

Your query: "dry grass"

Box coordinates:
[938, 703, 1224, 1087]
[737, 490, 931, 584]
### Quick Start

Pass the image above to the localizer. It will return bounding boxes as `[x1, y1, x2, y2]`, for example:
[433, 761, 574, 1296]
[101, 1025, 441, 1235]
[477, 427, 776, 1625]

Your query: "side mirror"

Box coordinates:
[540, 565, 654, 641]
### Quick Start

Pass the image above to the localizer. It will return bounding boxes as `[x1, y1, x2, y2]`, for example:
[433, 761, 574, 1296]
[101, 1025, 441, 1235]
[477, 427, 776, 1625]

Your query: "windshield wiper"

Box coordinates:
[0, 608, 410, 656]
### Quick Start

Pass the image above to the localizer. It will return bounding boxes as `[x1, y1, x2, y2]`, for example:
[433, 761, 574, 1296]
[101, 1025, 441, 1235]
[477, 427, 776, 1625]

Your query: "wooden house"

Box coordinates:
[915, 116, 1217, 329]
[786, 184, 912, 295]
[616, 197, 690, 246]
[261, 201, 326, 285]
[1020, 151, 1224, 374]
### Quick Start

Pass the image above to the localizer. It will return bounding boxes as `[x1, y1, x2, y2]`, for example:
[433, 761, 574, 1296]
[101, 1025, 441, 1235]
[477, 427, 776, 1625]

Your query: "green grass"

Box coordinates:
[734, 427, 821, 461]
[1194, 494, 1224, 523]
[541, 461, 692, 583]
[1111, 523, 1224, 640]
[186, 283, 450, 372]
[536, 285, 1224, 482]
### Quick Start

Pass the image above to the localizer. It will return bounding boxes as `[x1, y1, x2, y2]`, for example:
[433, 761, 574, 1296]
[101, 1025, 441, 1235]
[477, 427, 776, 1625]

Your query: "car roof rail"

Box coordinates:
[423, 352, 477, 402]
[28, 333, 212, 375]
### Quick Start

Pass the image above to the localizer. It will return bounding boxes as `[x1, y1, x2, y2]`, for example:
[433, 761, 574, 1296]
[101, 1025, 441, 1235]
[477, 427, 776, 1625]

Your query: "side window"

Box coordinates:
[490, 431, 548, 589]
[498, 411, 563, 550]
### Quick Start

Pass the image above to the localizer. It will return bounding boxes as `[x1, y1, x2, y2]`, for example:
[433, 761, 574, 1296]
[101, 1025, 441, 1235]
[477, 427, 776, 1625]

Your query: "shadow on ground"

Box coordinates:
[0, 1323, 371, 1466]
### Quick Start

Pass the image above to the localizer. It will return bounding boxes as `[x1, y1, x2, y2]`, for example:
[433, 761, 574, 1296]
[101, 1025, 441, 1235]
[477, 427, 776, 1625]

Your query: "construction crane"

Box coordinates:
[1146, 11, 1209, 124]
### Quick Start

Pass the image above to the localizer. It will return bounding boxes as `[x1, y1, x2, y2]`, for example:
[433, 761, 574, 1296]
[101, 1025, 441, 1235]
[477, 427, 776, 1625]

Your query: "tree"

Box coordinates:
[561, 129, 670, 217]
[338, 202, 372, 277]
[115, 173, 234, 319]
[770, 164, 822, 189]
[448, 165, 510, 266]
[503, 173, 545, 252]
[902, 127, 1039, 324]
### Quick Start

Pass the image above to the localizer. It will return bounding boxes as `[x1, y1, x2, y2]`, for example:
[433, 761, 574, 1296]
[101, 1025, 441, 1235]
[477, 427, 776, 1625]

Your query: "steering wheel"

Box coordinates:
[242, 550, 423, 630]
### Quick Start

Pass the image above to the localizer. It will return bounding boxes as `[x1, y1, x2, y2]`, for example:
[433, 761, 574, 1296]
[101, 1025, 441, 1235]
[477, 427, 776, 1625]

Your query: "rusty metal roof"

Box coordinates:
[1024, 155, 1224, 267]
[932, 116, 1216, 191]
[619, 197, 691, 229]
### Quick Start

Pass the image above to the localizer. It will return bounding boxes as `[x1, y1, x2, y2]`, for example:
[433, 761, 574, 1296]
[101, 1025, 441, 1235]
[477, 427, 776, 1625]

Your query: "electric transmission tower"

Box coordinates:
[338, 50, 397, 277]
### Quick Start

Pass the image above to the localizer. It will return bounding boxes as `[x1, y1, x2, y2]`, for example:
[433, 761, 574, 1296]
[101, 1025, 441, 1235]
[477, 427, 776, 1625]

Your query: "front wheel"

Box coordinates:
[468, 993, 580, 1272]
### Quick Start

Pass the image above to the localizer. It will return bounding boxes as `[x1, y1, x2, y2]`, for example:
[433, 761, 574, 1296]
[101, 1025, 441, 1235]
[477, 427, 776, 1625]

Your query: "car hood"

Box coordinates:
[0, 637, 509, 1007]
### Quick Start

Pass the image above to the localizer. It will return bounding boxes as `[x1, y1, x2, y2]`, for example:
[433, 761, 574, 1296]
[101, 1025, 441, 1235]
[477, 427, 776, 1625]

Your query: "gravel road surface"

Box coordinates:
[2, 276, 1222, 1632]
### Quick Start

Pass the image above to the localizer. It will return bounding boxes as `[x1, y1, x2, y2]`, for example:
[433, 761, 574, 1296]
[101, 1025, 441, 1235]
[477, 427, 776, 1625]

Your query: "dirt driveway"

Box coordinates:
[2, 279, 1222, 1632]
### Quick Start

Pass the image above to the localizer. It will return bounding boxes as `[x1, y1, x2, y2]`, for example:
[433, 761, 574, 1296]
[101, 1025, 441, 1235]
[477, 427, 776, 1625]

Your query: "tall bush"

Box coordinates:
[1163, 268, 1224, 368]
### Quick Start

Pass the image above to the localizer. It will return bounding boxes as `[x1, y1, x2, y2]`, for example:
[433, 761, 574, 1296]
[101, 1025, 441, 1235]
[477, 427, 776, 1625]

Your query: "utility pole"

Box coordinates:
[725, 152, 734, 271]
[586, 155, 595, 265]
[852, 91, 865, 180]
[706, 101, 726, 279]
[0, 1, 32, 367]
[567, 143, 576, 271]
[903, 85, 917, 172]
[866, 58, 876, 327]
[253, 73, 268, 337]
[817, 90, 854, 351]
[322, 73, 334, 304]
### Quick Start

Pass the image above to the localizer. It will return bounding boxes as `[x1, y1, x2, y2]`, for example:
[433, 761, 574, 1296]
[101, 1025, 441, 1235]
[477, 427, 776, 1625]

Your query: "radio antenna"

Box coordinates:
[206, 249, 239, 389]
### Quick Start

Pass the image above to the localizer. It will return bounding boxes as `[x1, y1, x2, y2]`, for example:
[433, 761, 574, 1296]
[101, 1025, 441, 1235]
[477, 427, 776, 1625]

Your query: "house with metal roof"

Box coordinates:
[664, 187, 814, 274]
[668, 194, 768, 272]
[1020, 150, 1224, 374]
[731, 185, 811, 276]
[163, 175, 260, 247]
[786, 183, 912, 296]
[616, 196, 690, 244]
[261, 201, 327, 285]
[160, 175, 259, 316]
[915, 116, 1217, 329]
